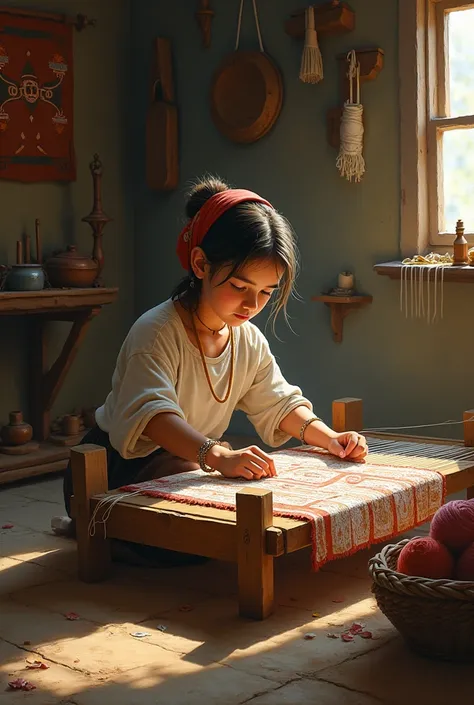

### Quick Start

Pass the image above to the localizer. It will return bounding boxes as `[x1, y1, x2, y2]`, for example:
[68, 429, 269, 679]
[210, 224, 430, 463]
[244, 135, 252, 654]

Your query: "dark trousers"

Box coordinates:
[63, 425, 164, 517]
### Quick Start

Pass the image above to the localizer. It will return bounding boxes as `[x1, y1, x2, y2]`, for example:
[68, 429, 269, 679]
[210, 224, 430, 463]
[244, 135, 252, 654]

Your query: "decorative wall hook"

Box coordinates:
[196, 0, 214, 48]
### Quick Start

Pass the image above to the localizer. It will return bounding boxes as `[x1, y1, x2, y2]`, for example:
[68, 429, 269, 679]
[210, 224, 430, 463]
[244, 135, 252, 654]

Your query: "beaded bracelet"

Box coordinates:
[299, 416, 321, 445]
[197, 438, 223, 473]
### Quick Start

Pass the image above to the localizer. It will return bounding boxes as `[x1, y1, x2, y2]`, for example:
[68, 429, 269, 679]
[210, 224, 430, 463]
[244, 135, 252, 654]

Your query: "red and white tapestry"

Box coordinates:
[122, 442, 447, 569]
[0, 11, 75, 182]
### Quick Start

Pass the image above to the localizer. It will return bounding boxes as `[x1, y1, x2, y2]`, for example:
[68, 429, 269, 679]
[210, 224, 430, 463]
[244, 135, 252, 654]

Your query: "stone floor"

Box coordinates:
[0, 474, 471, 705]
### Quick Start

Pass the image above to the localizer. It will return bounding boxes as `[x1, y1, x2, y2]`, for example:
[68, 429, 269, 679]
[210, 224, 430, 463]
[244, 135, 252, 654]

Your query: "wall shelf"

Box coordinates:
[374, 261, 474, 282]
[285, 1, 355, 38]
[312, 294, 372, 343]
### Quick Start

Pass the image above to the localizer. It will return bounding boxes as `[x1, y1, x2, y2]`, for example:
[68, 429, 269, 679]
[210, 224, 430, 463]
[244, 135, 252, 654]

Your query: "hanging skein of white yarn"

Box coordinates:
[299, 6, 323, 84]
[336, 50, 365, 182]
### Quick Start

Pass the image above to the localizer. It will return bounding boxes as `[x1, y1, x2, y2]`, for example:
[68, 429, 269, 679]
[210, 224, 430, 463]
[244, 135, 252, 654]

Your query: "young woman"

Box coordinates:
[63, 176, 368, 517]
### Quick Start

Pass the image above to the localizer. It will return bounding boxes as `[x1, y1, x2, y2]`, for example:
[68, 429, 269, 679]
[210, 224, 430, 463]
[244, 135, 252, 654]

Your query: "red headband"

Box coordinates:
[176, 188, 273, 270]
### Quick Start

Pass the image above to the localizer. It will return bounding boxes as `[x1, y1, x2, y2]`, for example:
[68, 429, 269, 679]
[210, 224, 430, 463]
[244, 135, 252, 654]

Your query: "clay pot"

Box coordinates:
[1, 264, 45, 291]
[62, 414, 81, 436]
[0, 411, 33, 446]
[45, 245, 98, 288]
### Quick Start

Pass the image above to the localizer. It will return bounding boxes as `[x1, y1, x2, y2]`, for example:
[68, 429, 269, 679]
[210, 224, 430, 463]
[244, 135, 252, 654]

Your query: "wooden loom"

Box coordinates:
[70, 398, 474, 621]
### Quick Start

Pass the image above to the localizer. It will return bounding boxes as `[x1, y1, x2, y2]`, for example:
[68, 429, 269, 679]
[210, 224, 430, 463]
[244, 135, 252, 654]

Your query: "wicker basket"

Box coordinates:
[369, 538, 474, 662]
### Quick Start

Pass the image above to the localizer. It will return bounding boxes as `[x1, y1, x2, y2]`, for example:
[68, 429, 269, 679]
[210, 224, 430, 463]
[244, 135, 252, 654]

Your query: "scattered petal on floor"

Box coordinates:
[65, 612, 80, 620]
[349, 622, 365, 634]
[327, 633, 339, 639]
[8, 678, 36, 691]
[312, 612, 321, 618]
[156, 625, 167, 632]
[303, 632, 317, 640]
[26, 659, 49, 670]
[359, 630, 373, 639]
[1, 523, 14, 529]
[341, 633, 355, 642]
[130, 632, 151, 638]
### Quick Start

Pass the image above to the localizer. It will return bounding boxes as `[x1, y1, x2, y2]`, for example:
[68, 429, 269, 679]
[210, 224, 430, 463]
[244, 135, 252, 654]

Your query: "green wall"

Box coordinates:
[0, 0, 133, 427]
[131, 0, 474, 441]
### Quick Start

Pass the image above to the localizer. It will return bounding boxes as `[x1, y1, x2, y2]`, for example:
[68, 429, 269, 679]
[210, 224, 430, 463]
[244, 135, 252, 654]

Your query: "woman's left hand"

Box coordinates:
[327, 432, 368, 463]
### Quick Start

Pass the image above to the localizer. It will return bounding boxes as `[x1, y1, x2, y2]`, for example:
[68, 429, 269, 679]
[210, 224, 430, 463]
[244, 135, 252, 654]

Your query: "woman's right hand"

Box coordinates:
[206, 444, 277, 480]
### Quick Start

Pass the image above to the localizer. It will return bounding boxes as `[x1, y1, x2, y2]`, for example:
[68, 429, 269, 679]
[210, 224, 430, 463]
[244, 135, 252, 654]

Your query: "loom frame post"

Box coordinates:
[332, 398, 363, 432]
[463, 410, 474, 499]
[236, 488, 275, 620]
[71, 444, 111, 582]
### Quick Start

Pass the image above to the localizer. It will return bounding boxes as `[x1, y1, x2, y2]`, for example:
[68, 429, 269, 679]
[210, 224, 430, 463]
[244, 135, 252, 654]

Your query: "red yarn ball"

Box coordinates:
[455, 541, 474, 581]
[397, 537, 454, 579]
[430, 500, 474, 553]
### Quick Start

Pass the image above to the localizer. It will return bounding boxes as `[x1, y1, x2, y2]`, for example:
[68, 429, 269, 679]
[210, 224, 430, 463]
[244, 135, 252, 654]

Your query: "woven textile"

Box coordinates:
[121, 445, 446, 569]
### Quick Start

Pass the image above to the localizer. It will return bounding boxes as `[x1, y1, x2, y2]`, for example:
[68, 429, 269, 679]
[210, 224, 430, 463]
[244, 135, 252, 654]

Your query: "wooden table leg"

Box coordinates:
[236, 488, 274, 620]
[29, 309, 99, 441]
[71, 444, 111, 582]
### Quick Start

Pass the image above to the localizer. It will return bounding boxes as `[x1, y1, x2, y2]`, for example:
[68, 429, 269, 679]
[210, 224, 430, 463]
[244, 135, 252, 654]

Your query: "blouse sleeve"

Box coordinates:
[108, 352, 185, 459]
[236, 333, 312, 447]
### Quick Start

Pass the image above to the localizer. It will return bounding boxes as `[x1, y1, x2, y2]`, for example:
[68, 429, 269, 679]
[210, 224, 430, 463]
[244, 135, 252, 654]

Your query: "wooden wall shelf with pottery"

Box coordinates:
[312, 294, 372, 343]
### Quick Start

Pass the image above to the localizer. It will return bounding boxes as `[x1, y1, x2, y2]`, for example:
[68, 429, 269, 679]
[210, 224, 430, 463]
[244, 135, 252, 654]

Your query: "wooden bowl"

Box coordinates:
[210, 51, 283, 144]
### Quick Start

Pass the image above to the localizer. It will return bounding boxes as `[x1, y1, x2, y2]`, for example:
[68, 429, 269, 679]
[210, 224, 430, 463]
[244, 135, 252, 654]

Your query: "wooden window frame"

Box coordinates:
[400, 0, 474, 256]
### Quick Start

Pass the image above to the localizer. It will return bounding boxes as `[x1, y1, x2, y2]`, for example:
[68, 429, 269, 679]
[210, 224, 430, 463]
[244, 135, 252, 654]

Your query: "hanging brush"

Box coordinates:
[299, 5, 323, 84]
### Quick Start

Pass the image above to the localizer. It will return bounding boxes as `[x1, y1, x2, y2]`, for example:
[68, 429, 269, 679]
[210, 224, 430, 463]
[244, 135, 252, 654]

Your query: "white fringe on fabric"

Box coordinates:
[299, 6, 323, 83]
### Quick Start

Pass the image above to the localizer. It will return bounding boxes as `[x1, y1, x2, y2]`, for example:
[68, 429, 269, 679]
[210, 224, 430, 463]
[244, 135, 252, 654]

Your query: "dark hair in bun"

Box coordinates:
[172, 174, 299, 330]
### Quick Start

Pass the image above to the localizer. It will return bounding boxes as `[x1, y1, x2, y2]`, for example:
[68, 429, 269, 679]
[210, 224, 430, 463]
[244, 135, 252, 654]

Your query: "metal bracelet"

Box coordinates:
[197, 438, 222, 473]
[299, 416, 321, 445]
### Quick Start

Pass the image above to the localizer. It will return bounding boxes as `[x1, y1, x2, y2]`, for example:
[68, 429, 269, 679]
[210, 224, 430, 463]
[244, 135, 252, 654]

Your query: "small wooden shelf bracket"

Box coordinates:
[327, 48, 384, 148]
[285, 1, 355, 38]
[312, 294, 372, 343]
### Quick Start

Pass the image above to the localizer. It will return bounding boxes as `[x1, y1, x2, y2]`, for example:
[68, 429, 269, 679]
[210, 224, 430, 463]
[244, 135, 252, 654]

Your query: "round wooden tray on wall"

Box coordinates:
[210, 51, 283, 144]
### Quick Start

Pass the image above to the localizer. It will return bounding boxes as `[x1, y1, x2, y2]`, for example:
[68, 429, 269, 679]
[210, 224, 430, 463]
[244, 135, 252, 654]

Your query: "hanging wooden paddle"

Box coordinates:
[146, 37, 179, 191]
[210, 0, 283, 144]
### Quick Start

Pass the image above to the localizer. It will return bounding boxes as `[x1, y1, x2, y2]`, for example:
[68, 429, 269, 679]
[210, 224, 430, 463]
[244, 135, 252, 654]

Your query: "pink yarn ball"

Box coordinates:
[456, 541, 474, 581]
[397, 537, 454, 579]
[430, 499, 474, 553]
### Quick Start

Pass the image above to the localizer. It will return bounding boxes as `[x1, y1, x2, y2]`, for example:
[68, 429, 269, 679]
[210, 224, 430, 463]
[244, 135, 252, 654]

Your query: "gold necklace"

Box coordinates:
[190, 313, 234, 404]
[195, 310, 226, 336]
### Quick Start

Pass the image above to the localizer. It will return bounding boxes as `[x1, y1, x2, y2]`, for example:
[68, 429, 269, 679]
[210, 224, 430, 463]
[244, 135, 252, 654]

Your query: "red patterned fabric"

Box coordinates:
[0, 12, 75, 182]
[176, 189, 273, 270]
[121, 445, 446, 570]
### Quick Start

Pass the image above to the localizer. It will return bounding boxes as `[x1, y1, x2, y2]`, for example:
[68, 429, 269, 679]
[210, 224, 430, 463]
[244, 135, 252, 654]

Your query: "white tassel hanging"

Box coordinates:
[336, 50, 365, 182]
[299, 6, 323, 84]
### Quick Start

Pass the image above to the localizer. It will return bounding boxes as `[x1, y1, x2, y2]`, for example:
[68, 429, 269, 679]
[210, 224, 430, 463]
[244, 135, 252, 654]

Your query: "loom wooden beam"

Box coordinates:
[285, 1, 355, 38]
[327, 47, 384, 149]
[332, 398, 363, 433]
[236, 488, 274, 620]
[71, 445, 111, 582]
[463, 410, 474, 448]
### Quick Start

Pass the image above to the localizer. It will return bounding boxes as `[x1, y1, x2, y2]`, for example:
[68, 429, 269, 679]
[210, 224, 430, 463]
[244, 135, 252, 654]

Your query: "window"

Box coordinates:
[399, 0, 474, 255]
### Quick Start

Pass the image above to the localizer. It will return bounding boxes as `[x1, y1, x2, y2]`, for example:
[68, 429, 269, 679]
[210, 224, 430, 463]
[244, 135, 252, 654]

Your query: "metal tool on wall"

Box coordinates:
[146, 37, 179, 191]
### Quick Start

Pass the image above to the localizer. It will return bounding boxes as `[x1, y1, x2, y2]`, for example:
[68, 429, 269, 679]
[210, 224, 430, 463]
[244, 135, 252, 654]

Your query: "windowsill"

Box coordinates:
[374, 261, 474, 282]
